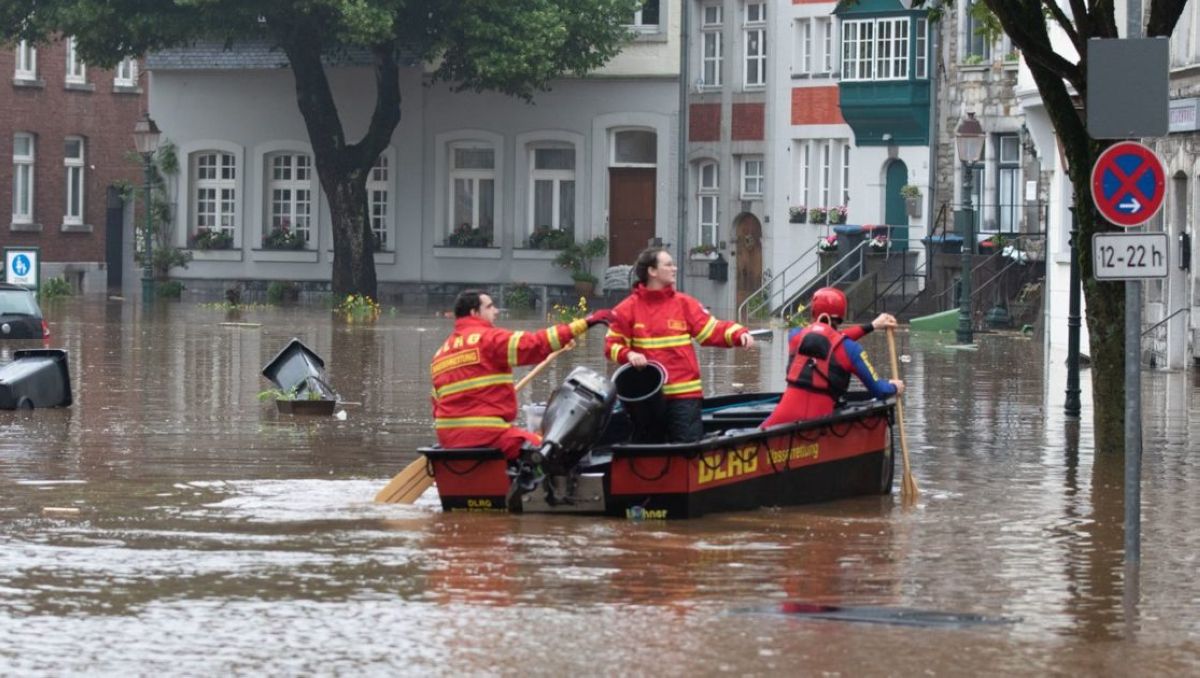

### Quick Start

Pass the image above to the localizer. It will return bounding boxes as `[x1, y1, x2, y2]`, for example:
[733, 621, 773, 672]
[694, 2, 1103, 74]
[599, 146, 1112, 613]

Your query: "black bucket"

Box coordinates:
[612, 362, 667, 443]
[0, 349, 72, 409]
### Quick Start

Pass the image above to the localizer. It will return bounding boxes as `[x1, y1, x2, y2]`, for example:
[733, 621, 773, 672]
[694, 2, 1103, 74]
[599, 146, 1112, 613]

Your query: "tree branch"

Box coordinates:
[1147, 0, 1190, 36]
[349, 45, 402, 172]
[1041, 0, 1083, 54]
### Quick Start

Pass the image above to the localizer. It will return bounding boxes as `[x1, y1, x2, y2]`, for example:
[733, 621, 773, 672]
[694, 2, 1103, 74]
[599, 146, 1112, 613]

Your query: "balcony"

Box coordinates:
[838, 79, 931, 146]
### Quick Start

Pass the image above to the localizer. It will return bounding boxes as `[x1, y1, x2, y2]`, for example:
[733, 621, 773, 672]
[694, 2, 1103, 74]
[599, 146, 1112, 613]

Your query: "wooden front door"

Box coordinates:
[608, 168, 656, 266]
[734, 213, 763, 311]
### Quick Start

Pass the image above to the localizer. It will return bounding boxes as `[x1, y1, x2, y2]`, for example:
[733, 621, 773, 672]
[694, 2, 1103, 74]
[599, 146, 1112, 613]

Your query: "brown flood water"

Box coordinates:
[1, 298, 1198, 674]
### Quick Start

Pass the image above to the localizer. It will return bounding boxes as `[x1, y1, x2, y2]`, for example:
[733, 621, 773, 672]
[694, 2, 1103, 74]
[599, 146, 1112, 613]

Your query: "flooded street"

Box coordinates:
[2, 298, 1199, 674]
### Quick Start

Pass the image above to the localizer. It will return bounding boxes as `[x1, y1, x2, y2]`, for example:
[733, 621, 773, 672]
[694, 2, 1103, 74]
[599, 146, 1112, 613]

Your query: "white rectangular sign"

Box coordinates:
[4, 248, 39, 287]
[1093, 232, 1169, 280]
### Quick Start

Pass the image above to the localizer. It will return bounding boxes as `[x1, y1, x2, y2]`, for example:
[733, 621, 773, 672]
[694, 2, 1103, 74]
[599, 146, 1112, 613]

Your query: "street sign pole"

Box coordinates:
[1125, 279, 1141, 567]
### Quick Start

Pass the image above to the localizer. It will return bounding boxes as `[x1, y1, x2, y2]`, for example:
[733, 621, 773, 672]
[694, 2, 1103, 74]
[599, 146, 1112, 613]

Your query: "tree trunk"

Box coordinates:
[326, 177, 377, 297]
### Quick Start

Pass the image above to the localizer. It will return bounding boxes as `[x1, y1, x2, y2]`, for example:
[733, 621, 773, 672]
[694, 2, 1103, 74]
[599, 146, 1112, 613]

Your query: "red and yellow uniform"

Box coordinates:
[432, 315, 588, 459]
[604, 284, 748, 399]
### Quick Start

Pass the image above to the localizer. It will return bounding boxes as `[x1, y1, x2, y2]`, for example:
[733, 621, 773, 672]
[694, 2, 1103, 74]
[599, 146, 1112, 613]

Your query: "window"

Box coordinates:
[114, 56, 138, 87]
[841, 20, 873, 81]
[819, 142, 831, 207]
[798, 20, 812, 75]
[821, 19, 834, 74]
[966, 164, 984, 232]
[631, 0, 660, 30]
[530, 146, 576, 238]
[266, 153, 313, 246]
[964, 0, 990, 62]
[697, 161, 719, 248]
[449, 144, 496, 243]
[796, 141, 810, 208]
[875, 19, 908, 80]
[15, 40, 36, 80]
[612, 130, 656, 166]
[996, 134, 1020, 233]
[841, 143, 851, 205]
[64, 137, 84, 225]
[12, 134, 34, 224]
[702, 4, 722, 25]
[192, 151, 237, 239]
[914, 19, 928, 78]
[64, 37, 85, 84]
[368, 155, 389, 250]
[701, 21, 722, 86]
[742, 157, 764, 198]
[744, 3, 766, 88]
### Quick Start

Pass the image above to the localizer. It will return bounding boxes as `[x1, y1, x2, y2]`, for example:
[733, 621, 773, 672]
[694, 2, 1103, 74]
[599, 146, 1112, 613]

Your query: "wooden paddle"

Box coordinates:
[886, 327, 919, 500]
[373, 341, 574, 504]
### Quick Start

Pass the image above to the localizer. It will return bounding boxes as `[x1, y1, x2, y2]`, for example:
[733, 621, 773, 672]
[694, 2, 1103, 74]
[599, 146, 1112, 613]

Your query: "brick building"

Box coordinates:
[1, 37, 144, 293]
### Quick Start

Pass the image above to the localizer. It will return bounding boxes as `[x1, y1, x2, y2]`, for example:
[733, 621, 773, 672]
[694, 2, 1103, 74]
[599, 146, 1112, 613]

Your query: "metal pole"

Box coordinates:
[957, 161, 974, 344]
[1065, 207, 1082, 418]
[141, 153, 155, 303]
[675, 0, 690, 292]
[1124, 280, 1142, 564]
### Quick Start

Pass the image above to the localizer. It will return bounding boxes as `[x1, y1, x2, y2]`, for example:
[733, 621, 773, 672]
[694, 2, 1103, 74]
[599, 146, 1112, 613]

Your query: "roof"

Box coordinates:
[146, 39, 385, 70]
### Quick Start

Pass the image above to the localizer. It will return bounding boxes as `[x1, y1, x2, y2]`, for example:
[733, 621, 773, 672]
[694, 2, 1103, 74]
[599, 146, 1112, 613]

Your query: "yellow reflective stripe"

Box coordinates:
[609, 344, 623, 362]
[568, 318, 587, 336]
[631, 334, 692, 349]
[547, 326, 562, 351]
[724, 323, 746, 346]
[695, 316, 718, 343]
[662, 379, 703, 396]
[861, 351, 880, 380]
[606, 329, 628, 341]
[435, 373, 514, 399]
[434, 416, 512, 430]
[508, 331, 524, 367]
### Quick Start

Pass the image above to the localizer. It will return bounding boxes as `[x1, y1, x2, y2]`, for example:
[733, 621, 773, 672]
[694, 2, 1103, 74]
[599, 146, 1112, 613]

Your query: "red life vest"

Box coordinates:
[785, 323, 851, 398]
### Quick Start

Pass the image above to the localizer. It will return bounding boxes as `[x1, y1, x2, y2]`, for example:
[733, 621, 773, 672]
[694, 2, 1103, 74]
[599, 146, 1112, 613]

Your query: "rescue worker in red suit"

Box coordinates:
[761, 287, 904, 428]
[605, 247, 755, 443]
[432, 290, 613, 459]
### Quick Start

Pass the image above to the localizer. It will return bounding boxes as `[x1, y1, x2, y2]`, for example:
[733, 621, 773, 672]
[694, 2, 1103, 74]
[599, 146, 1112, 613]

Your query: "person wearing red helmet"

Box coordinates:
[760, 287, 904, 428]
[605, 247, 755, 442]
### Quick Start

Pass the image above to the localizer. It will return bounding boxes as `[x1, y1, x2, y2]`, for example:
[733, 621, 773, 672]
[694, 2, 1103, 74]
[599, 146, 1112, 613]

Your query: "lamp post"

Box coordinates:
[1064, 207, 1082, 418]
[132, 112, 161, 303]
[955, 112, 985, 345]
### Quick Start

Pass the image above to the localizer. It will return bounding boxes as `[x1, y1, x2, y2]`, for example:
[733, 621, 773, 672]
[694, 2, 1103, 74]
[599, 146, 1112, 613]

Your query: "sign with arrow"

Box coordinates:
[1090, 141, 1166, 228]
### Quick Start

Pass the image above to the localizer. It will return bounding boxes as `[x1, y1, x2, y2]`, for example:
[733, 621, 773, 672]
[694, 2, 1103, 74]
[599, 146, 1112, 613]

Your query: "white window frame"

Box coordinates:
[610, 129, 657, 168]
[266, 152, 314, 247]
[64, 136, 85, 225]
[702, 4, 722, 26]
[368, 154, 390, 250]
[697, 161, 719, 248]
[798, 19, 812, 75]
[12, 133, 35, 224]
[64, 37, 86, 84]
[963, 0, 991, 62]
[15, 40, 36, 81]
[797, 141, 810, 208]
[744, 3, 767, 88]
[114, 56, 138, 87]
[448, 142, 497, 239]
[528, 144, 577, 237]
[821, 19, 834, 74]
[996, 134, 1020, 233]
[630, 0, 660, 31]
[841, 142, 851, 206]
[701, 25, 723, 87]
[914, 19, 928, 79]
[819, 141, 831, 208]
[875, 18, 908, 80]
[192, 151, 238, 239]
[742, 157, 764, 198]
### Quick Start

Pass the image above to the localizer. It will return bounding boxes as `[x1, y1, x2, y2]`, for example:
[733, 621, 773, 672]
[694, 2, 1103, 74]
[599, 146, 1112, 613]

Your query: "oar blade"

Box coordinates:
[374, 456, 434, 504]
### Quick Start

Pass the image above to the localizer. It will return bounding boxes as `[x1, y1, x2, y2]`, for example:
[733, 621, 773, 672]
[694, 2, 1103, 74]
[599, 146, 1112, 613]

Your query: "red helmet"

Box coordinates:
[810, 287, 847, 322]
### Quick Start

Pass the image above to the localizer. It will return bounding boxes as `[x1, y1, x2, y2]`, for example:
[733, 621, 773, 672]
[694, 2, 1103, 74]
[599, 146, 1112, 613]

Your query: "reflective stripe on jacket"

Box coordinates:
[604, 284, 747, 399]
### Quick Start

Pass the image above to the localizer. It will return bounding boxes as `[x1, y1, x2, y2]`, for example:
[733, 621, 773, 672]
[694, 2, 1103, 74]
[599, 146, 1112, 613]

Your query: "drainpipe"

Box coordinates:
[924, 10, 941, 286]
[676, 0, 691, 292]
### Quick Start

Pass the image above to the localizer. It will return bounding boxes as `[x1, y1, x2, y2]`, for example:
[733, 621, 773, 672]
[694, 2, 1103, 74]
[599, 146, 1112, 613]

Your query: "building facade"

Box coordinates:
[1, 38, 144, 293]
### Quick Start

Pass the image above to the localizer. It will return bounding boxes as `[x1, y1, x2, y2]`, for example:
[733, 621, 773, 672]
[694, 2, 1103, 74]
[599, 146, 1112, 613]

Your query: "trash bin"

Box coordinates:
[0, 349, 72, 409]
[262, 338, 339, 400]
[922, 234, 963, 254]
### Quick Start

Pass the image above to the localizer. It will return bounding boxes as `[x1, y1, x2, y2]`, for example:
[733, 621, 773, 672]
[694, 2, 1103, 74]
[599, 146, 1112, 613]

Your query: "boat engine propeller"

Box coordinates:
[510, 366, 616, 508]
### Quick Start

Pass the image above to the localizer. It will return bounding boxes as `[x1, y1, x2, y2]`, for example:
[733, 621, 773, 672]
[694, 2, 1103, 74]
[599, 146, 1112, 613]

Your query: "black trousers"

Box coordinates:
[631, 397, 703, 444]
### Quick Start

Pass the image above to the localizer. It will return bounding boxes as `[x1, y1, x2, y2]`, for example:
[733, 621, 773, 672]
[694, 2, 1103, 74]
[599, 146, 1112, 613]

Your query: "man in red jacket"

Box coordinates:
[605, 248, 754, 443]
[432, 290, 612, 460]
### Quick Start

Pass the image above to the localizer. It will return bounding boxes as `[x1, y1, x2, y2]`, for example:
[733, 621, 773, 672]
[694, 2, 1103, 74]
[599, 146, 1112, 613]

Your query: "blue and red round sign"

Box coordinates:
[1090, 141, 1165, 228]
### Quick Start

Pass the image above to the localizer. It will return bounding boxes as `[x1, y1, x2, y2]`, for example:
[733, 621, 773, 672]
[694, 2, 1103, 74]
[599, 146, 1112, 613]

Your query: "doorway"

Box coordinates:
[734, 213, 762, 312]
[884, 160, 910, 250]
[608, 167, 656, 266]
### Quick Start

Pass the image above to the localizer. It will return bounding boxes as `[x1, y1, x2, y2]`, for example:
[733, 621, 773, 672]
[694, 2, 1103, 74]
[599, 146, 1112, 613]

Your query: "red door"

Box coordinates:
[608, 168, 656, 266]
[734, 214, 763, 311]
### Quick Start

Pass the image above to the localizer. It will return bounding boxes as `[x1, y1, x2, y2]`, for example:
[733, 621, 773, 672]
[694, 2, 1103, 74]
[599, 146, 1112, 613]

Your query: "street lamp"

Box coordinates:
[955, 112, 985, 344]
[132, 112, 161, 303]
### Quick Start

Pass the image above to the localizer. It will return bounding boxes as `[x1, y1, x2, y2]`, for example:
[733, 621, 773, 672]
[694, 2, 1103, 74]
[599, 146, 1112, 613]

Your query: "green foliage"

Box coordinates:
[151, 246, 193, 276]
[157, 280, 184, 299]
[504, 283, 536, 310]
[445, 225, 493, 248]
[527, 226, 573, 250]
[257, 385, 324, 402]
[263, 223, 307, 250]
[267, 280, 301, 305]
[192, 228, 233, 250]
[553, 236, 608, 283]
[689, 244, 718, 256]
[39, 276, 73, 300]
[900, 184, 922, 200]
[336, 293, 381, 322]
[547, 296, 589, 324]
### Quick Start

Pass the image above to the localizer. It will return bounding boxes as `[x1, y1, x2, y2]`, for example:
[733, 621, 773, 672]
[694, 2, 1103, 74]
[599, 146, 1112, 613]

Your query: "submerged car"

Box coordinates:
[0, 283, 49, 339]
